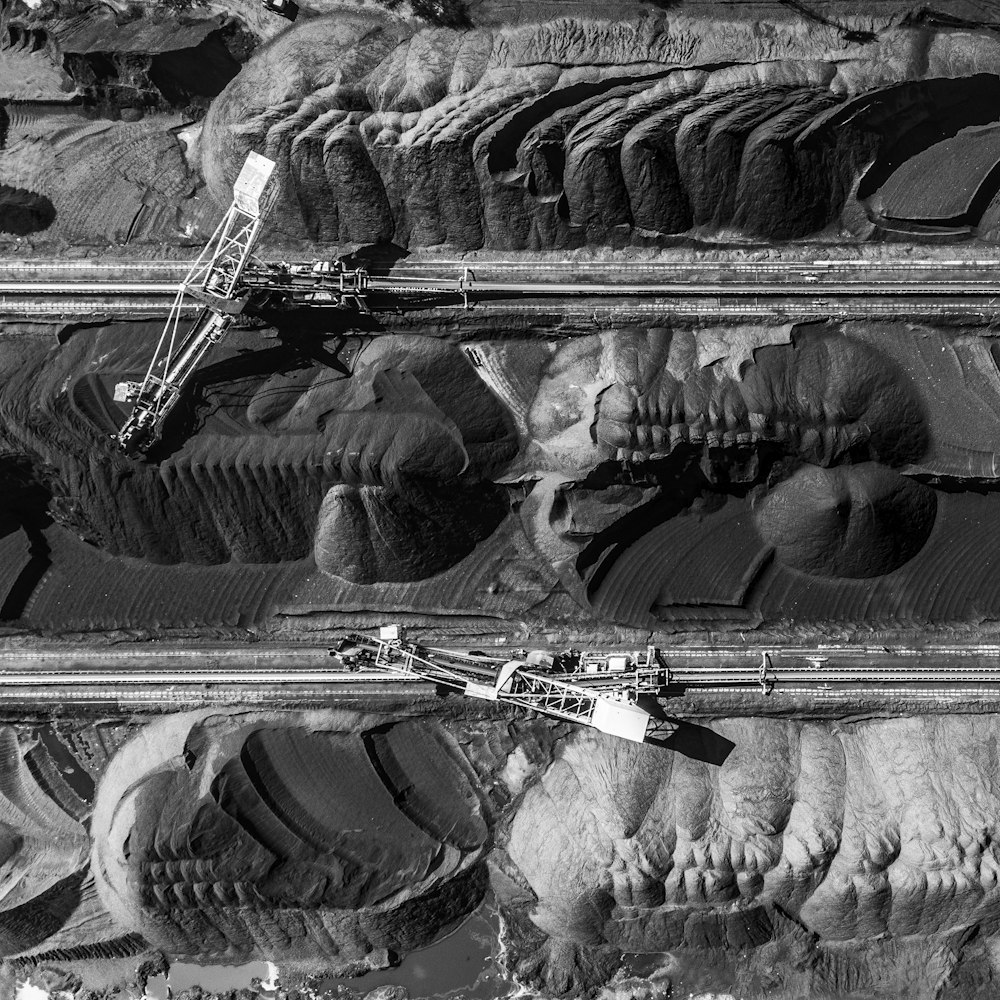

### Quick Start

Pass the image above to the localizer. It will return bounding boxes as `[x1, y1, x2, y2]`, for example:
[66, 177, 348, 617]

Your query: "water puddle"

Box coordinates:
[142, 973, 168, 1000]
[164, 960, 276, 995]
[314, 894, 500, 999]
[136, 893, 517, 1000]
[15, 985, 51, 1000]
[623, 952, 672, 977]
[34, 723, 95, 802]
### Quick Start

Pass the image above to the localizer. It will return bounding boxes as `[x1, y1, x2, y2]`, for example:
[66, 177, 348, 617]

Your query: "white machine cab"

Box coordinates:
[591, 697, 651, 743]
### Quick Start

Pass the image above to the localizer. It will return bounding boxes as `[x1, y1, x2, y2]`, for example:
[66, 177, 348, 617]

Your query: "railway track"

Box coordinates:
[3, 644, 1000, 703]
[5, 253, 1000, 320]
[364, 280, 1000, 296]
[5, 278, 999, 322]
[381, 259, 1000, 270]
[5, 257, 999, 270]
[6, 277, 1000, 297]
[0, 282, 184, 294]
[0, 670, 399, 685]
[0, 296, 198, 318]
[3, 297, 993, 322]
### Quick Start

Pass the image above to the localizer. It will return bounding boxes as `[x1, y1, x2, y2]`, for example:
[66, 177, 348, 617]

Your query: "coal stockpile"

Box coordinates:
[506, 715, 1000, 995]
[515, 322, 1000, 629]
[9, 708, 1000, 999]
[13, 6, 1000, 247]
[10, 2, 1000, 999]
[90, 712, 492, 962]
[200, 14, 1000, 250]
[1, 320, 1000, 633]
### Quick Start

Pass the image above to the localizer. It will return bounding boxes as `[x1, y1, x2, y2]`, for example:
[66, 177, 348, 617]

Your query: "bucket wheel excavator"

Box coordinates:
[114, 152, 278, 454]
[337, 627, 678, 747]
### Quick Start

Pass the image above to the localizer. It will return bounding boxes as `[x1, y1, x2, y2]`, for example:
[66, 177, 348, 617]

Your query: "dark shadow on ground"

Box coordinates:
[637, 693, 736, 766]
[0, 185, 56, 235]
[0, 457, 54, 621]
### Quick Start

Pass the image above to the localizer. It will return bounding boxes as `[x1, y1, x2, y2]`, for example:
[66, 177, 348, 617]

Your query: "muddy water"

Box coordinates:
[317, 898, 502, 999]
[34, 724, 95, 801]
[143, 961, 272, 998]
[157, 894, 512, 1000]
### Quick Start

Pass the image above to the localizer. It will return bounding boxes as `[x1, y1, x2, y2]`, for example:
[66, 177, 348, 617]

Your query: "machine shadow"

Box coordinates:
[657, 721, 736, 766]
[637, 693, 735, 766]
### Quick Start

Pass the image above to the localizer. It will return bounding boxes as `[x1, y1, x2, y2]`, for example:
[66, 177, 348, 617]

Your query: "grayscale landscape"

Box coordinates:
[5, 1, 1000, 998]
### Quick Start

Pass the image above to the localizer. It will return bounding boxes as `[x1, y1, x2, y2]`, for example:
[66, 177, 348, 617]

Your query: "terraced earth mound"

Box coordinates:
[200, 13, 1000, 249]
[11, 3, 1000, 247]
[10, 710, 1000, 999]
[1, 319, 1000, 632]
[8, 2, 1000, 999]
[91, 712, 492, 963]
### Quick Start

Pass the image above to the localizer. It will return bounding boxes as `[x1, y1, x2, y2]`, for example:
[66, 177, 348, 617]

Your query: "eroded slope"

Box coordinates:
[200, 11, 1000, 248]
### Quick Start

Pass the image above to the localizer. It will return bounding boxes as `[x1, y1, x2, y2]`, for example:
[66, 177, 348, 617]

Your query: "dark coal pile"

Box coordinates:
[0, 320, 999, 632]
[43, 11, 251, 117]
[753, 463, 937, 579]
[0, 5, 252, 247]
[201, 14, 1000, 250]
[11, 710, 1000, 1000]
[92, 713, 491, 962]
[0, 184, 55, 234]
[12, 4, 1000, 247]
[8, 2, 1000, 999]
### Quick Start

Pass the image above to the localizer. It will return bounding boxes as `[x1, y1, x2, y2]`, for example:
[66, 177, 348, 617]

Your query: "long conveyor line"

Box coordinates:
[5, 277, 1000, 297]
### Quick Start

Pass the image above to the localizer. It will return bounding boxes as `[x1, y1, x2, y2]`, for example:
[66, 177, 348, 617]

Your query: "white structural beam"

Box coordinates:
[353, 633, 665, 746]
[114, 153, 277, 454]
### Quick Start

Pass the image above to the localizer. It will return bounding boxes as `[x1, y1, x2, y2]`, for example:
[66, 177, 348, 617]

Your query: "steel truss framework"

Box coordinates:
[360, 634, 657, 738]
[495, 670, 601, 726]
[115, 154, 276, 454]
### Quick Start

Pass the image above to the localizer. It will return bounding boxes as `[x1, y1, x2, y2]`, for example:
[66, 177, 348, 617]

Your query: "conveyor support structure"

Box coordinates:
[114, 152, 278, 454]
